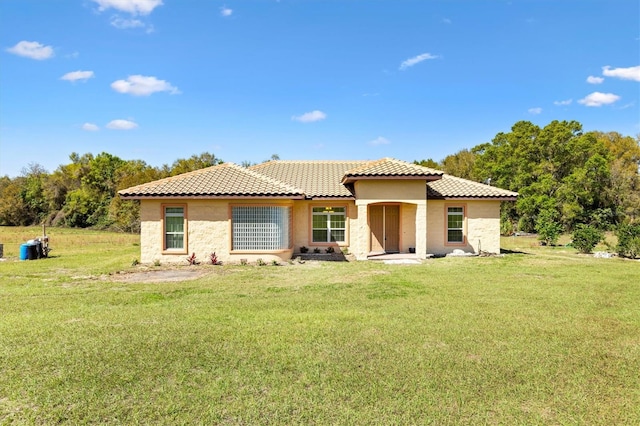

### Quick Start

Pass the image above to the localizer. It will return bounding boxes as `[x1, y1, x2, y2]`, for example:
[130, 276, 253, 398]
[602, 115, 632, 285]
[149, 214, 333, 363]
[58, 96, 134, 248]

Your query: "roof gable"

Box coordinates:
[342, 158, 443, 183]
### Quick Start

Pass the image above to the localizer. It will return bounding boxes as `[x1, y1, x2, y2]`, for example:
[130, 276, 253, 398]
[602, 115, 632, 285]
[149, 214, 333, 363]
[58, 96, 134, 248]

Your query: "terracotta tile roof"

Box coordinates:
[342, 157, 443, 183]
[118, 158, 517, 201]
[118, 162, 304, 198]
[427, 174, 518, 199]
[250, 160, 368, 197]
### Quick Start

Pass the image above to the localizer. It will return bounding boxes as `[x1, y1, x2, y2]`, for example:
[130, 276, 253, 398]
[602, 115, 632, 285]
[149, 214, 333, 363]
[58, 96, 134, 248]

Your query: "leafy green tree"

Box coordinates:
[0, 176, 29, 225]
[471, 120, 628, 231]
[63, 152, 126, 228]
[109, 159, 165, 232]
[571, 224, 604, 254]
[19, 163, 49, 224]
[168, 152, 220, 176]
[597, 132, 640, 224]
[615, 223, 640, 259]
[441, 149, 477, 180]
[413, 158, 440, 169]
[535, 208, 563, 246]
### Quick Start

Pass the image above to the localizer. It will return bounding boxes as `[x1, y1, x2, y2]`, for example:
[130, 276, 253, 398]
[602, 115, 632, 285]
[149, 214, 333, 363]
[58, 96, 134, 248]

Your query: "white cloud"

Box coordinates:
[442, 18, 452, 24]
[106, 119, 138, 130]
[553, 99, 572, 106]
[92, 0, 162, 15]
[399, 52, 439, 70]
[528, 107, 542, 115]
[578, 92, 621, 107]
[587, 75, 604, 84]
[6, 41, 54, 60]
[220, 7, 233, 17]
[82, 123, 100, 131]
[602, 65, 640, 82]
[111, 75, 180, 96]
[291, 110, 327, 123]
[110, 16, 144, 28]
[61, 70, 95, 82]
[618, 102, 636, 110]
[369, 136, 390, 146]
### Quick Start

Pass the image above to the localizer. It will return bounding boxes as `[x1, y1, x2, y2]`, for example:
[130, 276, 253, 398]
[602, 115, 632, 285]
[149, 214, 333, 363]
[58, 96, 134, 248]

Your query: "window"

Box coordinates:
[447, 206, 464, 243]
[232, 206, 291, 251]
[312, 206, 346, 243]
[164, 206, 186, 251]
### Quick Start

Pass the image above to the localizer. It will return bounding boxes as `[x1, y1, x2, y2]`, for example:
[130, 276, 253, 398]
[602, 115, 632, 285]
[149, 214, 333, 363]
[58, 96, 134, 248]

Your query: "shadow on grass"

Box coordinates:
[500, 248, 529, 255]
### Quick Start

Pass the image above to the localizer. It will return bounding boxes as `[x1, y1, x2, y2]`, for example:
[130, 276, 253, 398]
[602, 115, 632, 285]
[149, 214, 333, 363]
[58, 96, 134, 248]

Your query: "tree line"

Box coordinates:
[416, 120, 640, 235]
[0, 152, 221, 232]
[1, 120, 638, 239]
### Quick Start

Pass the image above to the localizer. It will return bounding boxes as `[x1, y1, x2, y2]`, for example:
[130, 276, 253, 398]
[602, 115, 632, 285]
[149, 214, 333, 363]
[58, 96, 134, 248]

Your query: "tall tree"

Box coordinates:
[413, 158, 440, 169]
[168, 152, 220, 176]
[471, 120, 620, 231]
[440, 149, 477, 180]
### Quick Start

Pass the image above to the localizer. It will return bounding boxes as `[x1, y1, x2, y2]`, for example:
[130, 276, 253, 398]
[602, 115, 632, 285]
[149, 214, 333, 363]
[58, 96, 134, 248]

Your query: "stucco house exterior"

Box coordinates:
[118, 158, 517, 263]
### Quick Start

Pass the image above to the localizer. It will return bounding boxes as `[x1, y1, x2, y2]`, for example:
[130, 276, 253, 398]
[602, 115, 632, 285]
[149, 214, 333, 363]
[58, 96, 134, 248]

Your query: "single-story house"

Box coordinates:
[118, 158, 517, 263]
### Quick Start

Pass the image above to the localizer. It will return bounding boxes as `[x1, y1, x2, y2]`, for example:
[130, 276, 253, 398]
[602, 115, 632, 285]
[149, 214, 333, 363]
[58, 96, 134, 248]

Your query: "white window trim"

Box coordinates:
[162, 204, 187, 254]
[311, 206, 347, 244]
[446, 205, 466, 245]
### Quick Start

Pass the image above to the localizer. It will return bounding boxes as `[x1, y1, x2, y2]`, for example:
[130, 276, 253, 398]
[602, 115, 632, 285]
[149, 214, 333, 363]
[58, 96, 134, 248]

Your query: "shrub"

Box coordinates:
[615, 223, 640, 259]
[186, 252, 199, 265]
[299, 246, 309, 253]
[535, 209, 562, 246]
[209, 251, 222, 265]
[571, 224, 604, 254]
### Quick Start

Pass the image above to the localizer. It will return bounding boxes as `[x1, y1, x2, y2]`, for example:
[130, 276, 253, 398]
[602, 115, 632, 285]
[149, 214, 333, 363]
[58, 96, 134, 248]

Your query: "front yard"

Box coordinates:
[1, 227, 638, 424]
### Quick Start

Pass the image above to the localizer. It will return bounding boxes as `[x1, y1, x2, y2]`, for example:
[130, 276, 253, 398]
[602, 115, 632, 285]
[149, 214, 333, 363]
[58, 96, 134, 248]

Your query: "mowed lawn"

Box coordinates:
[1, 227, 638, 424]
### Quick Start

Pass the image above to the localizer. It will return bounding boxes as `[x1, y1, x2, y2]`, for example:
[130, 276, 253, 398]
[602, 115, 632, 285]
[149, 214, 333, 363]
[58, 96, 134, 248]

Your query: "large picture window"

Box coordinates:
[164, 206, 186, 251]
[232, 206, 291, 251]
[312, 206, 346, 243]
[447, 206, 465, 244]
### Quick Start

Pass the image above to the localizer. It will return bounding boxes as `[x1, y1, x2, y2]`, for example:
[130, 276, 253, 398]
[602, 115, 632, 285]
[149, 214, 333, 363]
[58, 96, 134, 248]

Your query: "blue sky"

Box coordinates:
[1, 0, 638, 178]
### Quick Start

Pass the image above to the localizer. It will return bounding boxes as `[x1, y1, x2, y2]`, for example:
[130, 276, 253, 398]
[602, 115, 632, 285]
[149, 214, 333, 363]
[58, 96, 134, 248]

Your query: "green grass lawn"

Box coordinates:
[1, 227, 639, 424]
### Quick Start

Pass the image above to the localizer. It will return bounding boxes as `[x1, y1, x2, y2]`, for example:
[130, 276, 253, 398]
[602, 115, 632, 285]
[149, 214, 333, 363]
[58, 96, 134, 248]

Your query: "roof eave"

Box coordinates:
[118, 194, 306, 200]
[428, 195, 518, 201]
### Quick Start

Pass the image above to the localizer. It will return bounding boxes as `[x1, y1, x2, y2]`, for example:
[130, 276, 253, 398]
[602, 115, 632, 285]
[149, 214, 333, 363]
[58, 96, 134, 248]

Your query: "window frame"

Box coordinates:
[310, 205, 348, 245]
[230, 204, 293, 252]
[445, 204, 466, 246]
[161, 203, 188, 254]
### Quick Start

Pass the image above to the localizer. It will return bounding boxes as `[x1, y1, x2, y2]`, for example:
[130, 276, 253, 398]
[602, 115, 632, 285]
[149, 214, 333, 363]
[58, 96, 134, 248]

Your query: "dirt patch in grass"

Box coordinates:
[111, 269, 206, 283]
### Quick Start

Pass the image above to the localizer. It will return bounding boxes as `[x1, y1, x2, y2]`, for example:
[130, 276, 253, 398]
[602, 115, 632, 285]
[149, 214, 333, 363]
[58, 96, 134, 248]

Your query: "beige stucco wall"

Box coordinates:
[140, 199, 295, 265]
[426, 200, 501, 255]
[291, 200, 357, 254]
[354, 179, 426, 201]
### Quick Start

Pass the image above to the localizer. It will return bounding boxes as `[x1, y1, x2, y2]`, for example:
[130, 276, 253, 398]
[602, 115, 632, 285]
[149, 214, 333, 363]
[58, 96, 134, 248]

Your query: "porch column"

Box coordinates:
[415, 200, 427, 259]
[353, 201, 370, 260]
